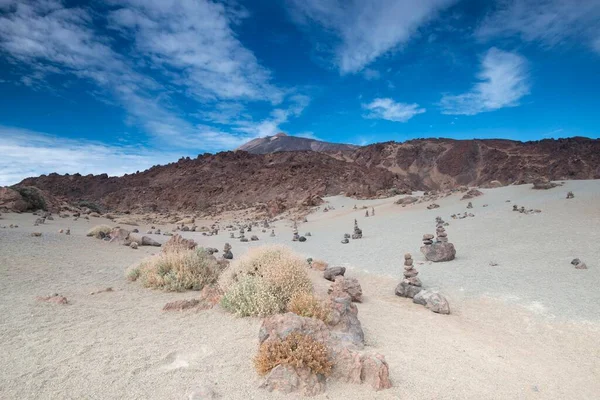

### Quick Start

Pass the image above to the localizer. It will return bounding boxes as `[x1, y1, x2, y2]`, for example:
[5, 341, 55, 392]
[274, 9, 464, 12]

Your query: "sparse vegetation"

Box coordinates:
[78, 200, 102, 213]
[288, 292, 332, 323]
[219, 245, 312, 317]
[254, 333, 333, 376]
[127, 248, 225, 292]
[13, 186, 46, 210]
[87, 225, 112, 239]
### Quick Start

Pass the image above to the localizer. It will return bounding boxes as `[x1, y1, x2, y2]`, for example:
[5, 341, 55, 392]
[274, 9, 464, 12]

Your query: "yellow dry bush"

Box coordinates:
[86, 225, 112, 239]
[254, 333, 333, 376]
[127, 248, 225, 292]
[219, 245, 313, 317]
[288, 292, 332, 323]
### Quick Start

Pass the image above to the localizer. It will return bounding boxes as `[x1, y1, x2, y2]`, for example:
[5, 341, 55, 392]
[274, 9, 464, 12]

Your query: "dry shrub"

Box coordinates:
[127, 248, 225, 292]
[162, 234, 197, 253]
[254, 333, 333, 376]
[219, 245, 312, 317]
[288, 292, 332, 323]
[220, 275, 284, 316]
[311, 259, 328, 271]
[87, 225, 112, 239]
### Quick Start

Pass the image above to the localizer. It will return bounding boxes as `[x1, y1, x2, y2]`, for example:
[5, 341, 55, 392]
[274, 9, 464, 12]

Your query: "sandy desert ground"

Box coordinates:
[1, 181, 599, 399]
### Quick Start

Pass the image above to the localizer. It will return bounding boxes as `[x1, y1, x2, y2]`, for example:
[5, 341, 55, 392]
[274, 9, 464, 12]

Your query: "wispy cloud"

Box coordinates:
[363, 68, 381, 80]
[0, 126, 181, 186]
[476, 0, 600, 54]
[440, 47, 530, 115]
[362, 98, 426, 122]
[0, 0, 307, 154]
[287, 0, 457, 74]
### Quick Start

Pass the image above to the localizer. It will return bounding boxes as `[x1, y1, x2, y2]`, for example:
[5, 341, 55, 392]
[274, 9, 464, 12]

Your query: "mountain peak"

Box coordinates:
[236, 134, 357, 154]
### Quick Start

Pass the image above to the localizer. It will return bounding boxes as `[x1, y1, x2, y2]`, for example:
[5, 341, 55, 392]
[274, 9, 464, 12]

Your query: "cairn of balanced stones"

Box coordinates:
[513, 205, 518, 211]
[467, 202, 473, 209]
[371, 207, 375, 216]
[292, 228, 300, 242]
[365, 210, 369, 217]
[395, 253, 423, 298]
[352, 219, 363, 239]
[421, 226, 455, 262]
[436, 225, 448, 243]
[270, 229, 275, 237]
[567, 191, 574, 199]
[223, 243, 233, 260]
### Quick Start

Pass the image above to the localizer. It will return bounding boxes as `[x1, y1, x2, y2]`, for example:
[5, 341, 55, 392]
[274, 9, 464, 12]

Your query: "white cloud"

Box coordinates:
[362, 98, 425, 122]
[287, 0, 456, 73]
[476, 0, 600, 54]
[0, 126, 181, 186]
[440, 47, 530, 115]
[108, 0, 283, 103]
[0, 0, 307, 155]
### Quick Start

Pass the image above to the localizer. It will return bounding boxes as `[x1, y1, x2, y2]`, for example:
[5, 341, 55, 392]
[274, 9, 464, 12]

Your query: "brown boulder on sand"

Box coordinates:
[328, 276, 363, 302]
[324, 266, 346, 281]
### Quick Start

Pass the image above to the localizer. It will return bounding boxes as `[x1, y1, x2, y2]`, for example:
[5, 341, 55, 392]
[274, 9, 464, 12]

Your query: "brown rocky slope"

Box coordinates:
[332, 137, 600, 190]
[12, 137, 600, 214]
[17, 151, 400, 214]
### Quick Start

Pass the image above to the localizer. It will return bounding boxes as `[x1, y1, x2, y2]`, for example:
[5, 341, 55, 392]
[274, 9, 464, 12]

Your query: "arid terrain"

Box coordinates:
[1, 179, 598, 399]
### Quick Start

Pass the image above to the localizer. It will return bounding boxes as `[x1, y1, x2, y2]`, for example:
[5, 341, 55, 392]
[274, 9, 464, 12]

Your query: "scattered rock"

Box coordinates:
[328, 276, 363, 302]
[571, 258, 588, 270]
[324, 266, 346, 281]
[461, 189, 483, 200]
[90, 287, 113, 295]
[30, 232, 42, 237]
[567, 191, 574, 199]
[298, 236, 307, 242]
[413, 290, 450, 314]
[130, 242, 138, 249]
[36, 294, 68, 305]
[427, 203, 440, 210]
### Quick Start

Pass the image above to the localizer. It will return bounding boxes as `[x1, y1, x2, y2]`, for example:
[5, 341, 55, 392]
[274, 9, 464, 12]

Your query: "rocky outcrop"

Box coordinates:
[324, 266, 346, 281]
[328, 276, 363, 303]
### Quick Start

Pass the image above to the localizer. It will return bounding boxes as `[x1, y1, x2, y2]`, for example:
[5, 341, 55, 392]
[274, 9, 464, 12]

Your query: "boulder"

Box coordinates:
[259, 365, 325, 396]
[109, 228, 131, 244]
[413, 290, 450, 314]
[324, 266, 346, 281]
[394, 281, 422, 299]
[360, 353, 392, 390]
[328, 276, 363, 302]
[420, 242, 456, 262]
[327, 294, 364, 349]
[162, 234, 197, 253]
[0, 187, 28, 212]
[461, 189, 483, 200]
[259, 313, 331, 345]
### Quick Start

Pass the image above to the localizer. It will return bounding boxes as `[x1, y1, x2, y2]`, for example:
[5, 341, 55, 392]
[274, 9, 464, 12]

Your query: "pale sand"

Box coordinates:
[0, 181, 599, 399]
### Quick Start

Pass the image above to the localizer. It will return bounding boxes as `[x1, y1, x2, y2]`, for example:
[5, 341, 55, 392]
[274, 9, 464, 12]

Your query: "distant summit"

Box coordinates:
[236, 133, 358, 154]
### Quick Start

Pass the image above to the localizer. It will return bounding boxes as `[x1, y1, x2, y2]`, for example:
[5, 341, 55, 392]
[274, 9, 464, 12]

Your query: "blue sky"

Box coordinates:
[0, 0, 599, 185]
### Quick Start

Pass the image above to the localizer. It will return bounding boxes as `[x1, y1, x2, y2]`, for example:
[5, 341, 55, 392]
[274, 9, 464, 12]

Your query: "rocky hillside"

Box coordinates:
[332, 137, 600, 190]
[11, 136, 600, 214]
[17, 151, 400, 214]
[236, 132, 358, 154]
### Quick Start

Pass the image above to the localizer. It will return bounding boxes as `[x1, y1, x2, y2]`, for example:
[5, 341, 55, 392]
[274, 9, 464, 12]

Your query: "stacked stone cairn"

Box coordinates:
[371, 207, 375, 216]
[467, 202, 473, 209]
[365, 210, 369, 217]
[567, 191, 574, 199]
[420, 221, 456, 262]
[352, 219, 363, 239]
[223, 243, 233, 260]
[270, 229, 275, 237]
[395, 253, 422, 298]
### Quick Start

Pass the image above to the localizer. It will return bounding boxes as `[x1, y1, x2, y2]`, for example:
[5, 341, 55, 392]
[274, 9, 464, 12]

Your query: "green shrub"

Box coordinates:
[221, 275, 284, 317]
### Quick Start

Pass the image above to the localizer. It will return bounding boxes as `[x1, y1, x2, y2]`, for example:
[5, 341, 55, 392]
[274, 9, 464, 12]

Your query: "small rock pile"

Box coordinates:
[571, 258, 587, 270]
[394, 253, 422, 298]
[352, 219, 363, 239]
[427, 203, 440, 210]
[421, 224, 456, 262]
[466, 202, 473, 209]
[566, 191, 574, 199]
[223, 243, 233, 260]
